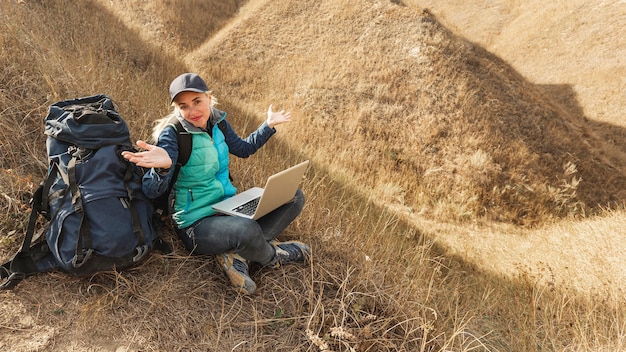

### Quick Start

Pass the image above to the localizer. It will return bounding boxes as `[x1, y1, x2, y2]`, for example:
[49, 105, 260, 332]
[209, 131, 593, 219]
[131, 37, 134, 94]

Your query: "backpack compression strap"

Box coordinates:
[66, 151, 95, 268]
[121, 153, 150, 262]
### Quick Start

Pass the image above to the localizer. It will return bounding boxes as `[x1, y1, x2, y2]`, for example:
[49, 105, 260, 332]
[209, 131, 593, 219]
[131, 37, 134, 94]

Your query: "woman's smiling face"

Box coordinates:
[174, 91, 212, 128]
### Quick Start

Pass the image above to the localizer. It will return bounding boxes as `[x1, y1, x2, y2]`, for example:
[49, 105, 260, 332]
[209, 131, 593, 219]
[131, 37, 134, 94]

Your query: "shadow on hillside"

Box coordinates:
[538, 82, 626, 176]
[536, 84, 587, 124]
[542, 83, 626, 197]
[409, 3, 626, 176]
[473, 31, 626, 176]
[460, 31, 626, 211]
[162, 0, 246, 52]
[537, 83, 626, 150]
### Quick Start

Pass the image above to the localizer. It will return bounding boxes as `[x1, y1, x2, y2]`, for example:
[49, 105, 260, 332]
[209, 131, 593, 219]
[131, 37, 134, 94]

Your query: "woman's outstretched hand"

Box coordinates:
[121, 140, 173, 169]
[266, 105, 292, 129]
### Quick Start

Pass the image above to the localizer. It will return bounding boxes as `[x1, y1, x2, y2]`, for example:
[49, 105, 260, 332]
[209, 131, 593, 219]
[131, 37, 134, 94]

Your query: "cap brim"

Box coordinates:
[170, 88, 207, 103]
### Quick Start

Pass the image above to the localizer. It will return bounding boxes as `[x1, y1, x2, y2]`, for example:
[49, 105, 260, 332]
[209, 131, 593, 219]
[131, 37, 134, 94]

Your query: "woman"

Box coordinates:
[122, 73, 310, 295]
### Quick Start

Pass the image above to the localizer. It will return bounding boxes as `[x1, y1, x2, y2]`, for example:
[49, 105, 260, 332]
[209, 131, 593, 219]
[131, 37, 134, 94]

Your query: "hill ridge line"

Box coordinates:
[184, 0, 271, 69]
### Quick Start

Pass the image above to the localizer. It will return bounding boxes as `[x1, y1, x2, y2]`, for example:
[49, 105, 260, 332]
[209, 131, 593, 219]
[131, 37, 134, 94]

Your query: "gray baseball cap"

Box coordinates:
[169, 73, 209, 103]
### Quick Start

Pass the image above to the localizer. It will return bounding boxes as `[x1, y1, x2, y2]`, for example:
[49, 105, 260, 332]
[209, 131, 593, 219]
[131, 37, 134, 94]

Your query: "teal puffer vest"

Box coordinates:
[172, 113, 236, 228]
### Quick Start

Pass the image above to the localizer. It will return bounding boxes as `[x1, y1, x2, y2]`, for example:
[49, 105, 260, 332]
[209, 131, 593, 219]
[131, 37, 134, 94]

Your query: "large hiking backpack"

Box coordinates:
[1, 95, 157, 290]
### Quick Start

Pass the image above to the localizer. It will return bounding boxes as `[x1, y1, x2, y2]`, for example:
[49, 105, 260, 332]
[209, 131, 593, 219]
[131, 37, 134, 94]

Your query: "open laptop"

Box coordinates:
[212, 160, 310, 220]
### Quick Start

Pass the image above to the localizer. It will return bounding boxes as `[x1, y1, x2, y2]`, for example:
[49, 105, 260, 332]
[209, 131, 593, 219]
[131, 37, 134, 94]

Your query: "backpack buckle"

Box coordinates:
[0, 272, 26, 290]
[71, 249, 94, 268]
[132, 245, 149, 263]
[68, 146, 92, 160]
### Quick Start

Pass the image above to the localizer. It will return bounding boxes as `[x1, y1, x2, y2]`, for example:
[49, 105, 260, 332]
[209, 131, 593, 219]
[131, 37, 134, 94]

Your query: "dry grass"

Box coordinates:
[1, 0, 626, 351]
[187, 1, 626, 226]
[410, 0, 626, 132]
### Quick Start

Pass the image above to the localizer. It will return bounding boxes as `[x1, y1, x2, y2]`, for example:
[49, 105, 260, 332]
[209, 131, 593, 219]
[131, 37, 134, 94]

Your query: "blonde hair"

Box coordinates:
[149, 92, 218, 143]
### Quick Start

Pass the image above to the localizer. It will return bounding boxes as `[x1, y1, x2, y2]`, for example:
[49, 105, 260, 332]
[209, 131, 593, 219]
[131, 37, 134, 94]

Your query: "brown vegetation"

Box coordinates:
[182, 1, 626, 226]
[1, 0, 626, 351]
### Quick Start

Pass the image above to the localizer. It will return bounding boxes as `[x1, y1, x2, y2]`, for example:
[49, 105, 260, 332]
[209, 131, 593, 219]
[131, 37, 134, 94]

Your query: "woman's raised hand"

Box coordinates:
[266, 104, 292, 129]
[121, 140, 173, 169]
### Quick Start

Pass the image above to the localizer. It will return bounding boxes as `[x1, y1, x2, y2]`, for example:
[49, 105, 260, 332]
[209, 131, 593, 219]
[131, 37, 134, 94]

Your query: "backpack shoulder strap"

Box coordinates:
[151, 120, 191, 218]
[215, 120, 234, 182]
[217, 120, 227, 135]
[172, 119, 191, 167]
[0, 179, 61, 290]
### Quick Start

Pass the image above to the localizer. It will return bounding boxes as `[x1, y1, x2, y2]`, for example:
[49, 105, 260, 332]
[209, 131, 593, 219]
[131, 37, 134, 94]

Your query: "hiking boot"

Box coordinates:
[216, 253, 256, 295]
[269, 240, 311, 268]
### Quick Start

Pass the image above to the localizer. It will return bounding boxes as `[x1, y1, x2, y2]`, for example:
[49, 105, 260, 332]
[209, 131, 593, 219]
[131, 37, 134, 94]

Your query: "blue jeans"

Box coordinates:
[176, 189, 305, 265]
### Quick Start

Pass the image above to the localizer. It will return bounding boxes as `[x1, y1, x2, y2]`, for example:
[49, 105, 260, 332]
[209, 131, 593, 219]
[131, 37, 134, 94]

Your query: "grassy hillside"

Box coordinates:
[409, 0, 626, 131]
[1, 0, 626, 351]
[171, 1, 626, 226]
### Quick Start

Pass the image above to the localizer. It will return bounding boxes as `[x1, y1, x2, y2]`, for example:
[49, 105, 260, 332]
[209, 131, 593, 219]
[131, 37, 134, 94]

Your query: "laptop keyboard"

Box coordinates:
[233, 197, 260, 216]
